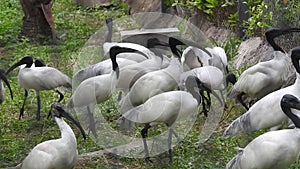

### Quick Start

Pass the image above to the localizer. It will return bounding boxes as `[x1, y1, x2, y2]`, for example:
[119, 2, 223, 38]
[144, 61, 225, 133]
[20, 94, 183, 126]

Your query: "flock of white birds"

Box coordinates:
[2, 17, 300, 168]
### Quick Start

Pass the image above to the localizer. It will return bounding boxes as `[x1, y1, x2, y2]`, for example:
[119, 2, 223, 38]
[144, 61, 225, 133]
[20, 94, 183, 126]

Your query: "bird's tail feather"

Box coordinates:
[223, 113, 252, 137]
[225, 151, 243, 169]
[227, 87, 238, 99]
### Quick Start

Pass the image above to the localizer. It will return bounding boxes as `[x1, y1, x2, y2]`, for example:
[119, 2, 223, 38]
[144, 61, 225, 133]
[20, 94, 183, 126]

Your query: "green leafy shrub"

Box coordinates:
[241, 0, 272, 37]
[0, 0, 22, 46]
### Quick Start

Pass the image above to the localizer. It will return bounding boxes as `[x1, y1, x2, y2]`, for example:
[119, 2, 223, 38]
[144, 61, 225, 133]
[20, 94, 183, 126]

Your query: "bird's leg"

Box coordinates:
[55, 89, 64, 102]
[117, 91, 123, 102]
[141, 123, 152, 163]
[219, 90, 227, 109]
[47, 90, 64, 119]
[206, 90, 212, 108]
[170, 128, 180, 143]
[87, 105, 98, 138]
[36, 91, 41, 120]
[200, 90, 209, 117]
[19, 89, 28, 120]
[167, 127, 173, 163]
[237, 92, 249, 110]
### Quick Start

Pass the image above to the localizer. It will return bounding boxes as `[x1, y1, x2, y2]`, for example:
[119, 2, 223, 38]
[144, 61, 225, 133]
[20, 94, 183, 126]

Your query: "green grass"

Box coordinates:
[1, 0, 300, 169]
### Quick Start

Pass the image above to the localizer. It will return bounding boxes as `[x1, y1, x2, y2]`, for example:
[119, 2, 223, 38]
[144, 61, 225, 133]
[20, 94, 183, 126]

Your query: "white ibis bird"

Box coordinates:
[179, 65, 235, 115]
[19, 102, 86, 169]
[180, 45, 234, 108]
[69, 46, 128, 108]
[0, 68, 13, 104]
[119, 37, 184, 113]
[6, 56, 72, 120]
[69, 46, 141, 138]
[227, 28, 300, 110]
[224, 47, 300, 137]
[181, 46, 209, 71]
[33, 58, 64, 102]
[119, 76, 209, 163]
[225, 94, 300, 169]
[181, 45, 228, 73]
[206, 46, 228, 73]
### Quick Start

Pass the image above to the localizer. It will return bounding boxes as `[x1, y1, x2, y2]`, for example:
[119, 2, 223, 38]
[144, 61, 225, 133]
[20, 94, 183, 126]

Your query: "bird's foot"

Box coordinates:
[145, 157, 153, 163]
[201, 110, 208, 117]
[36, 112, 41, 121]
[19, 108, 25, 120]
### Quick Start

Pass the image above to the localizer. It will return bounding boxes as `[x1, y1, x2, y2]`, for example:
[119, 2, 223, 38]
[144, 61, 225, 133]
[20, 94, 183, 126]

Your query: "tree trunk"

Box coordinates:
[19, 0, 57, 44]
[237, 0, 250, 39]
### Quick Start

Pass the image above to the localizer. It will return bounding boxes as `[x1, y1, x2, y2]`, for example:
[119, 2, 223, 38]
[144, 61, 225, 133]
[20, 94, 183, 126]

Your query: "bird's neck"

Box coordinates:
[185, 54, 202, 67]
[167, 56, 181, 68]
[295, 73, 300, 86]
[165, 56, 183, 80]
[110, 69, 119, 90]
[267, 36, 285, 53]
[273, 50, 287, 58]
[55, 117, 77, 147]
[281, 102, 300, 128]
[149, 54, 163, 65]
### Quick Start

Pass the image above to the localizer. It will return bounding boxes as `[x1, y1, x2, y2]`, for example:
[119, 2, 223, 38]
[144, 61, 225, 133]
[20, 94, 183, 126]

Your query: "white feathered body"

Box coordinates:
[226, 129, 300, 169]
[117, 55, 162, 92]
[228, 51, 290, 99]
[21, 118, 78, 169]
[180, 66, 224, 90]
[71, 71, 118, 107]
[72, 58, 136, 88]
[122, 91, 198, 127]
[224, 73, 300, 137]
[181, 46, 208, 71]
[18, 67, 71, 91]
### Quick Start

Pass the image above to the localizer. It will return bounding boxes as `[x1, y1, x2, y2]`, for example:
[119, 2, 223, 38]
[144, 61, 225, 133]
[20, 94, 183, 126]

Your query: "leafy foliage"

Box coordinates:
[241, 0, 272, 37]
[0, 0, 22, 46]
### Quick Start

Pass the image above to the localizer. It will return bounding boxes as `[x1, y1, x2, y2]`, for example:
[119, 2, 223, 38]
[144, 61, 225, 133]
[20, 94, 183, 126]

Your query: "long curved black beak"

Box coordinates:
[208, 87, 223, 107]
[62, 108, 86, 140]
[53, 104, 87, 140]
[266, 28, 300, 52]
[6, 56, 34, 75]
[147, 38, 169, 48]
[0, 69, 13, 100]
[266, 28, 300, 38]
[194, 76, 223, 106]
[110, 46, 149, 78]
[169, 36, 212, 58]
[291, 47, 300, 74]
